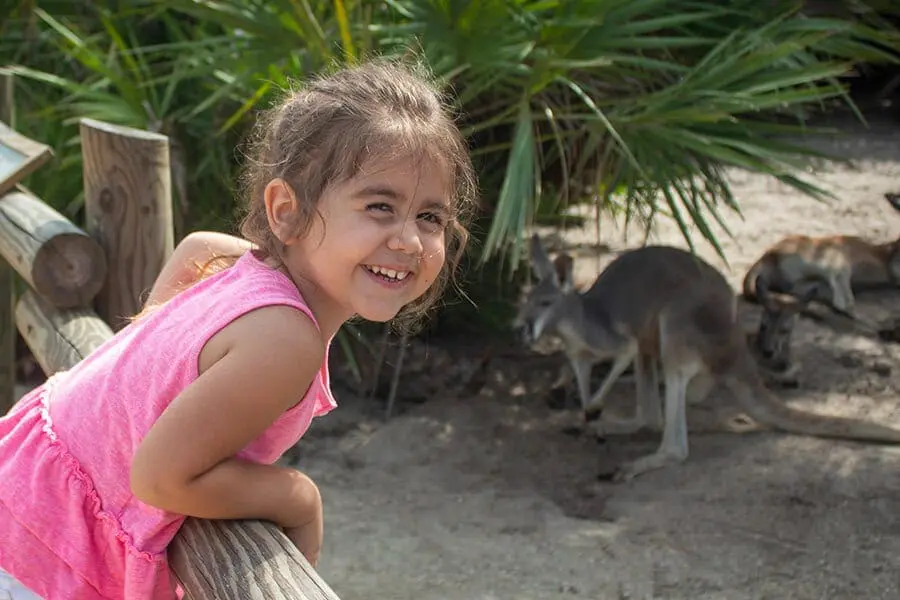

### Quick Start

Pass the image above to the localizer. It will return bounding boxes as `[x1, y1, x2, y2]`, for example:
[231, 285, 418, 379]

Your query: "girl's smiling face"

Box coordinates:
[265, 153, 451, 337]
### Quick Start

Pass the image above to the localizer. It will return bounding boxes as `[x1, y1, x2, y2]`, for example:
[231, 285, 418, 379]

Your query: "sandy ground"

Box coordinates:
[286, 113, 900, 600]
[11, 114, 900, 600]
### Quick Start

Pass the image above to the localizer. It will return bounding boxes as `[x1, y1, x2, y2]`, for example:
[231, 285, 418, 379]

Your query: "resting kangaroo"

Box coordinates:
[514, 235, 900, 482]
[746, 276, 831, 388]
[742, 193, 900, 314]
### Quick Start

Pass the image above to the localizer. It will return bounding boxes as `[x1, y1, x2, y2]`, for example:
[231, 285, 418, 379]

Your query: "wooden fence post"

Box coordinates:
[0, 73, 14, 413]
[79, 118, 174, 330]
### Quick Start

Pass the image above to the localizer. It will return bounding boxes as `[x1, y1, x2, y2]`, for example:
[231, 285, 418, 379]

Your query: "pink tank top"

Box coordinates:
[0, 251, 337, 599]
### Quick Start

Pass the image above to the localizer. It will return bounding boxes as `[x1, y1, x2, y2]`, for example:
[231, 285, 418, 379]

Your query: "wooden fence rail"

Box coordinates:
[0, 189, 107, 308]
[0, 83, 341, 599]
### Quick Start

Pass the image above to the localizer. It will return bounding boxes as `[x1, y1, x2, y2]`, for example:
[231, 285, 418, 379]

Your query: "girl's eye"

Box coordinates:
[418, 212, 446, 228]
[366, 202, 393, 213]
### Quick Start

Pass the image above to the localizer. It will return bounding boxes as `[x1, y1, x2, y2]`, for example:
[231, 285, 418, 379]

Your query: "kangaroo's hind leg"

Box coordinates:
[635, 352, 664, 430]
[686, 370, 715, 405]
[611, 356, 698, 482]
[610, 307, 711, 482]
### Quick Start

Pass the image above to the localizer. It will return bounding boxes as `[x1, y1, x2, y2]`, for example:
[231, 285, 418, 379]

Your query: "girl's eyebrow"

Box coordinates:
[354, 185, 402, 200]
[422, 200, 452, 217]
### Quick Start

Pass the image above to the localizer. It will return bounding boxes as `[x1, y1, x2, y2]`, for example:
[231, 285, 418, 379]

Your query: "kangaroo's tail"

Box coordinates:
[724, 350, 900, 444]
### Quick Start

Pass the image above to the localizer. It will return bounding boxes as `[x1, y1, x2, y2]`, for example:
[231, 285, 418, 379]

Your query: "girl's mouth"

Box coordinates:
[363, 264, 413, 287]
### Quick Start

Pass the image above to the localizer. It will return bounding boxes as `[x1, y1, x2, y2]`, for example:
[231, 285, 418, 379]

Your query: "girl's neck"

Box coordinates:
[256, 250, 351, 341]
[272, 259, 350, 341]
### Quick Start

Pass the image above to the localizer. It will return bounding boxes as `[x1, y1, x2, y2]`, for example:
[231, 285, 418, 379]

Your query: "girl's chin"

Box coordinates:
[353, 304, 405, 324]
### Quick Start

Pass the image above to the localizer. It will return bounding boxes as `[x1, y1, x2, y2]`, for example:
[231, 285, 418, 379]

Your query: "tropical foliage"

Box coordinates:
[2, 1, 899, 338]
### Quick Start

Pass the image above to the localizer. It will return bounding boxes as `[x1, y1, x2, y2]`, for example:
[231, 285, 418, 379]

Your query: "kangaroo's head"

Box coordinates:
[884, 192, 900, 213]
[751, 275, 825, 372]
[513, 234, 579, 346]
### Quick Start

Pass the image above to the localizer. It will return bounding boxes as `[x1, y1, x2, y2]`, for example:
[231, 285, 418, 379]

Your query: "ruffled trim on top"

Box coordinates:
[37, 374, 165, 565]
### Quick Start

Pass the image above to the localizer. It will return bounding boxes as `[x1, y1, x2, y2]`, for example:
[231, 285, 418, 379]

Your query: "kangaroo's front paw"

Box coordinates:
[583, 406, 603, 423]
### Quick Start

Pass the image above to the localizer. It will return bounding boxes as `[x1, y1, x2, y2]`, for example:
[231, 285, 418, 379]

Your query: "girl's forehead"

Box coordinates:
[356, 152, 452, 192]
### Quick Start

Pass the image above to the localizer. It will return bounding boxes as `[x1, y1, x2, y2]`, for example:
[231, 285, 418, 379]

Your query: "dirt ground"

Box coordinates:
[287, 113, 900, 600]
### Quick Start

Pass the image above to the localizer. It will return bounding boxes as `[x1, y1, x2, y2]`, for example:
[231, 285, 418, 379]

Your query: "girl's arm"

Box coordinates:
[129, 304, 325, 543]
[146, 231, 254, 307]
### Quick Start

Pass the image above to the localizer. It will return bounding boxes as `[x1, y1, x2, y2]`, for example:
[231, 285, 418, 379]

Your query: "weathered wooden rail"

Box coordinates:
[0, 75, 342, 599]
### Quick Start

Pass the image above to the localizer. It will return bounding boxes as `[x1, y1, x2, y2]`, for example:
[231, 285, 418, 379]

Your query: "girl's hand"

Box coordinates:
[283, 483, 324, 568]
[284, 516, 323, 568]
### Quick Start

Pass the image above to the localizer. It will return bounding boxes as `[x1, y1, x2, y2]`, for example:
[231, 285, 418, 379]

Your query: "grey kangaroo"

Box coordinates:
[514, 234, 900, 482]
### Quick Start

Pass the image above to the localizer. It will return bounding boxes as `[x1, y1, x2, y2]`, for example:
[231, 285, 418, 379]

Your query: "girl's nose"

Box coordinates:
[388, 222, 424, 255]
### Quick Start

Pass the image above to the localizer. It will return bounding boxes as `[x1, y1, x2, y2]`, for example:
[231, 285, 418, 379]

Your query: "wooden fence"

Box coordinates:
[0, 74, 342, 600]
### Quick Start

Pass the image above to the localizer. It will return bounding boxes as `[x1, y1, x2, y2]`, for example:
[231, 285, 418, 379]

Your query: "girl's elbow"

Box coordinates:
[129, 457, 183, 511]
[129, 467, 163, 508]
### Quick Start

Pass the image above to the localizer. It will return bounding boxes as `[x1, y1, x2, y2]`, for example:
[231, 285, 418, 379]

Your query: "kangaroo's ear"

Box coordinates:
[553, 254, 575, 292]
[756, 275, 801, 312]
[791, 279, 854, 318]
[760, 278, 829, 314]
[529, 234, 558, 283]
[885, 192, 900, 213]
[755, 275, 776, 311]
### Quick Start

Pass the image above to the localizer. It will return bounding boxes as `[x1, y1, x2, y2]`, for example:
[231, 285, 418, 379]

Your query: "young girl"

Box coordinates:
[0, 59, 478, 600]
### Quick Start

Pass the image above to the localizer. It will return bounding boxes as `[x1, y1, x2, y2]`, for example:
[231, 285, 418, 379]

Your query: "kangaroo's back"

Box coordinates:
[581, 246, 734, 339]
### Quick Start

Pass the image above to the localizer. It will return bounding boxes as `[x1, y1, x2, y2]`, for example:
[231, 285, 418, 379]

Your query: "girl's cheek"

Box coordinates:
[425, 243, 445, 266]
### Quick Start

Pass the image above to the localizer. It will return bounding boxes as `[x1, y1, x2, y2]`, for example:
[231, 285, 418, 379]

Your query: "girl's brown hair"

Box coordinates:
[237, 57, 478, 332]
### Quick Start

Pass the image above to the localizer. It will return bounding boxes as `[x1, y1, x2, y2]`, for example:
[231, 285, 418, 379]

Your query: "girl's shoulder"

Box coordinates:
[198, 301, 326, 382]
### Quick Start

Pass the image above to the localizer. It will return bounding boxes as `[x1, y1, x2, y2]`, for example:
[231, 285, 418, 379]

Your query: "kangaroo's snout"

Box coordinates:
[516, 321, 535, 346]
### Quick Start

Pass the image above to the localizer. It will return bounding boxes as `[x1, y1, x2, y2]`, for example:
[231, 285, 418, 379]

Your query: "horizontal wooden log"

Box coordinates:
[18, 289, 342, 600]
[169, 519, 343, 600]
[14, 289, 113, 374]
[0, 190, 107, 309]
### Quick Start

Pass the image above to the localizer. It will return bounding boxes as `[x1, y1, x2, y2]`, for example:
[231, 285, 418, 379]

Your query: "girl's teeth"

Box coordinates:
[368, 266, 409, 281]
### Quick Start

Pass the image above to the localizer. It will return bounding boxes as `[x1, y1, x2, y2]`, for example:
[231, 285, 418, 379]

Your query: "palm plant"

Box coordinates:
[371, 0, 900, 267]
[2, 1, 899, 334]
[7, 1, 900, 262]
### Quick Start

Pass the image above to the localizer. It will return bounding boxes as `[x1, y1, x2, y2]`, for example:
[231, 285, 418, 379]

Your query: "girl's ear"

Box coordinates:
[263, 178, 300, 245]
